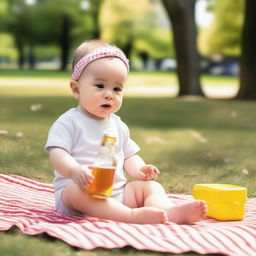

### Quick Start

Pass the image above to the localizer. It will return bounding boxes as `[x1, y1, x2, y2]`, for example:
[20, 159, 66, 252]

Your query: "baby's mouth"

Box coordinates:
[101, 104, 111, 109]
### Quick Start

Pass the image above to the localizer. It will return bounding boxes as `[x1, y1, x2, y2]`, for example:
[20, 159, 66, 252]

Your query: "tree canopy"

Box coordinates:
[100, 0, 173, 60]
[199, 0, 245, 56]
[0, 0, 174, 68]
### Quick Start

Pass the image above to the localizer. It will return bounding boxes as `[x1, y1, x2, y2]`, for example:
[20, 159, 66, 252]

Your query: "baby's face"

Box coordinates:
[76, 57, 128, 120]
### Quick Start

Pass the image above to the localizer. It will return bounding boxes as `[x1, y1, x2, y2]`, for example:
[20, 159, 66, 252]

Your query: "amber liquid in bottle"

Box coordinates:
[88, 135, 116, 199]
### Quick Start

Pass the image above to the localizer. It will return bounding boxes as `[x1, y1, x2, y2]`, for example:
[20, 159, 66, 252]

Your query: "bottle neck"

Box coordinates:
[95, 141, 116, 167]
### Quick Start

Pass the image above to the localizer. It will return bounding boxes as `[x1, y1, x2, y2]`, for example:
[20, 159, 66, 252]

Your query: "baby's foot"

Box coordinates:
[167, 200, 207, 224]
[130, 207, 168, 224]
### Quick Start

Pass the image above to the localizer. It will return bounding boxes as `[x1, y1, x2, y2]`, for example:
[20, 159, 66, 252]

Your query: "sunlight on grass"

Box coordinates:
[0, 70, 239, 98]
[127, 72, 177, 87]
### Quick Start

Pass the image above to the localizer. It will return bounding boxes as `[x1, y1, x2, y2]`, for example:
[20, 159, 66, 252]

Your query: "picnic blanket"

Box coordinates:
[0, 174, 255, 256]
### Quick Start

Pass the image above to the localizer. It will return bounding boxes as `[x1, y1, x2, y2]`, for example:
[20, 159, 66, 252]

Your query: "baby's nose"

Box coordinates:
[104, 90, 113, 99]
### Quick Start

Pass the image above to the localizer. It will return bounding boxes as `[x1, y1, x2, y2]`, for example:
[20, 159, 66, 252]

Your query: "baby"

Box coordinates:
[45, 39, 207, 224]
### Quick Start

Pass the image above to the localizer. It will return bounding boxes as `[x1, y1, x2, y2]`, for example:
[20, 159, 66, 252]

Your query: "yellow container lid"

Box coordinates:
[193, 184, 247, 204]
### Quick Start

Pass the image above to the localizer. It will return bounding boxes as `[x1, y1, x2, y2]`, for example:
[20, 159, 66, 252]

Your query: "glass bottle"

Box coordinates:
[88, 134, 116, 199]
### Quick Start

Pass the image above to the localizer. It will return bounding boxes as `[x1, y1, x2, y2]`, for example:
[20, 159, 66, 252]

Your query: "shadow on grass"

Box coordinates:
[120, 97, 256, 131]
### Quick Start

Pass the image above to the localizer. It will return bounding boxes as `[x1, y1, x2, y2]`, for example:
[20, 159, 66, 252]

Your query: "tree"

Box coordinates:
[161, 0, 203, 96]
[4, 0, 30, 69]
[236, 0, 256, 99]
[2, 0, 101, 70]
[41, 0, 83, 71]
[30, 0, 104, 71]
[199, 0, 244, 57]
[100, 0, 173, 65]
[100, 0, 149, 58]
[89, 0, 104, 38]
[2, 0, 58, 69]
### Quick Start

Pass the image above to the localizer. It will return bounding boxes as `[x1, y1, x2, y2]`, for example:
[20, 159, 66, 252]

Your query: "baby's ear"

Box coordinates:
[70, 80, 80, 99]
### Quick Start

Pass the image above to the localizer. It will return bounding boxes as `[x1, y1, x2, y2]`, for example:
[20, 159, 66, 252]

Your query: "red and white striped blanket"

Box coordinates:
[0, 174, 255, 256]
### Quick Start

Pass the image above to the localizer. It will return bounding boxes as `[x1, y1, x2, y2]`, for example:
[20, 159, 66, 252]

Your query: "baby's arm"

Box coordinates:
[48, 147, 93, 190]
[124, 154, 159, 181]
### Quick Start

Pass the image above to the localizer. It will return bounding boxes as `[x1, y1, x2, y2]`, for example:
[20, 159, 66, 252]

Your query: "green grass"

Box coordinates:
[1, 231, 214, 256]
[0, 73, 254, 256]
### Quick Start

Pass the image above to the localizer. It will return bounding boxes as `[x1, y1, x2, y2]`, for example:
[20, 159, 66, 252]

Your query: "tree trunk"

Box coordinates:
[91, 0, 103, 39]
[236, 0, 256, 99]
[15, 37, 25, 70]
[59, 14, 72, 71]
[162, 0, 203, 96]
[138, 51, 149, 70]
[122, 38, 133, 61]
[28, 42, 35, 70]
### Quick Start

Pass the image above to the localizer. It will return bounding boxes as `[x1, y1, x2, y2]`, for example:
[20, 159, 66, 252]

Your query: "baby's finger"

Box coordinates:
[139, 171, 147, 180]
[151, 166, 159, 176]
[147, 166, 155, 175]
[84, 183, 90, 191]
[77, 180, 86, 191]
[86, 175, 94, 184]
[153, 169, 159, 177]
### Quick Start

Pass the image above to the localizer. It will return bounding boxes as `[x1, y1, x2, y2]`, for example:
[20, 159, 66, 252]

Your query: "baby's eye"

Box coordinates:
[113, 87, 122, 92]
[95, 84, 104, 89]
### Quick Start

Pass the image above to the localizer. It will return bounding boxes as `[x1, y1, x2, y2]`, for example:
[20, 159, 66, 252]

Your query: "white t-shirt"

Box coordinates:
[45, 107, 140, 199]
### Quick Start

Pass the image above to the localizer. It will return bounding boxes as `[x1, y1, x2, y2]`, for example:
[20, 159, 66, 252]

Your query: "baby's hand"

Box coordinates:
[70, 165, 94, 191]
[139, 165, 160, 181]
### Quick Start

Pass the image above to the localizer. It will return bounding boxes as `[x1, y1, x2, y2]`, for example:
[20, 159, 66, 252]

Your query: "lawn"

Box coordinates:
[0, 69, 238, 98]
[0, 71, 255, 256]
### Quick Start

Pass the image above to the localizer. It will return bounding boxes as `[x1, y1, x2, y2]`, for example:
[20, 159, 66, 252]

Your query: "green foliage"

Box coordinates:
[0, 0, 247, 66]
[100, 0, 173, 58]
[134, 29, 174, 58]
[0, 0, 97, 68]
[0, 35, 60, 63]
[199, 0, 245, 56]
[0, 0, 175, 66]
[0, 33, 17, 60]
[34, 46, 60, 61]
[0, 0, 8, 29]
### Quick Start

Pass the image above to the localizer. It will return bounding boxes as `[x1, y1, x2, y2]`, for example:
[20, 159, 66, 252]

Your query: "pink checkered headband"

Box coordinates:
[71, 47, 129, 81]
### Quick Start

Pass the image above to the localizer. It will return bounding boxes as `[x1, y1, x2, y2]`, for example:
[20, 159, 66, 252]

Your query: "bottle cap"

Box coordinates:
[102, 134, 116, 144]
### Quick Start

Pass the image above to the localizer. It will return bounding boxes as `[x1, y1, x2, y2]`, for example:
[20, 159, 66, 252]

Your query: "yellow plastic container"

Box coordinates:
[192, 184, 247, 221]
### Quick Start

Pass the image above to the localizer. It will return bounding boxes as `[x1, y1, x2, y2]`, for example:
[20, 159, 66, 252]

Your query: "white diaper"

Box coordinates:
[54, 185, 125, 217]
[55, 187, 84, 217]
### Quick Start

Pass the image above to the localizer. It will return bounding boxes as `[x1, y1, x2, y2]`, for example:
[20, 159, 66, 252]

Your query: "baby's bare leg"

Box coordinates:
[61, 182, 167, 224]
[124, 180, 172, 208]
[124, 181, 207, 224]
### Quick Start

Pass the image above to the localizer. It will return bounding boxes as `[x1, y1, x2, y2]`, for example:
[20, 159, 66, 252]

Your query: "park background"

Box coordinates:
[0, 0, 256, 256]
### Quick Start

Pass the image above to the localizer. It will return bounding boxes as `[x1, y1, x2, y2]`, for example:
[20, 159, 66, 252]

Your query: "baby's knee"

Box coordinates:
[131, 180, 162, 187]
[144, 180, 166, 193]
[145, 180, 161, 187]
[126, 180, 165, 194]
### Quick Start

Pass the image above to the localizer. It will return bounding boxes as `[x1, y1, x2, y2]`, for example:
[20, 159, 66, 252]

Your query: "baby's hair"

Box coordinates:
[72, 39, 124, 72]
